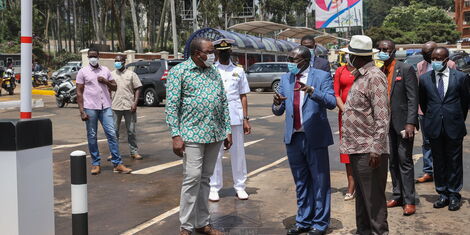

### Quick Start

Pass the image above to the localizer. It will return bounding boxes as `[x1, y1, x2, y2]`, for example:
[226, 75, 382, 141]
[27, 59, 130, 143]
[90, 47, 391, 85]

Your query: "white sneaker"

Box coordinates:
[236, 190, 249, 200]
[209, 191, 220, 202]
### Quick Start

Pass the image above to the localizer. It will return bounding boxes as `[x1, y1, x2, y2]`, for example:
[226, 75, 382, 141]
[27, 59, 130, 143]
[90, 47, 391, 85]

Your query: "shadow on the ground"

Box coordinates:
[282, 215, 344, 234]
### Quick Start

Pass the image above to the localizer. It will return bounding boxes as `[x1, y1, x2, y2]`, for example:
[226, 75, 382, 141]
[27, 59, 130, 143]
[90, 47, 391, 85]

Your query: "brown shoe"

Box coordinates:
[387, 200, 402, 208]
[113, 164, 132, 174]
[131, 154, 143, 160]
[195, 224, 224, 235]
[403, 204, 416, 216]
[180, 229, 192, 235]
[416, 173, 433, 183]
[91, 165, 101, 175]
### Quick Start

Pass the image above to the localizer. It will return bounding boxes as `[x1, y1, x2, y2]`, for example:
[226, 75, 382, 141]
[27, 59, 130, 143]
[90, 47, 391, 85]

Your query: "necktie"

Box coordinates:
[293, 74, 302, 130]
[437, 73, 444, 100]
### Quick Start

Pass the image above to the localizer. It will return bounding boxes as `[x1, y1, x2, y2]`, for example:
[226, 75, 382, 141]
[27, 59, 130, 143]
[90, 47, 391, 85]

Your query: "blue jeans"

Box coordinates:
[84, 108, 122, 166]
[419, 115, 433, 175]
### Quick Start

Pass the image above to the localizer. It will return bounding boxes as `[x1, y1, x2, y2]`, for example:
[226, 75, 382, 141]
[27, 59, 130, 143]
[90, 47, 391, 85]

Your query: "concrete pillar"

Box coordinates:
[0, 119, 54, 235]
[124, 50, 136, 64]
[158, 51, 169, 60]
[80, 49, 89, 68]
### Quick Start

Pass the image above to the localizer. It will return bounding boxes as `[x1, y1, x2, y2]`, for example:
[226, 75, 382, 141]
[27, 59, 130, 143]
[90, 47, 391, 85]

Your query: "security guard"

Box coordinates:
[209, 38, 251, 201]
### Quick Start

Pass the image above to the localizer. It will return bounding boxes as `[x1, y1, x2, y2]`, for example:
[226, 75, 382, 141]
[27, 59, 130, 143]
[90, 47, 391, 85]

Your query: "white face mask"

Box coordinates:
[89, 57, 99, 67]
[203, 53, 215, 67]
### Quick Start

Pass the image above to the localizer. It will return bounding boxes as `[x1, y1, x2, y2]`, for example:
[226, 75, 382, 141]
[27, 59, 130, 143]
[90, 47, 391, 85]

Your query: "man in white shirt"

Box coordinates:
[209, 39, 252, 202]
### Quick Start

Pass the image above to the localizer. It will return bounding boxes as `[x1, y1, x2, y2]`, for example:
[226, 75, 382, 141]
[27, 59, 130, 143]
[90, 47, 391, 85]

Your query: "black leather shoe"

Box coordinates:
[433, 196, 449, 208]
[308, 228, 326, 235]
[449, 199, 461, 211]
[287, 226, 311, 235]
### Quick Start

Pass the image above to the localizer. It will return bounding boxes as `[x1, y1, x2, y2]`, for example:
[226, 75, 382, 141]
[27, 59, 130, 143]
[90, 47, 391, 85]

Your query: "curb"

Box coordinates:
[0, 99, 44, 109]
[32, 89, 55, 96]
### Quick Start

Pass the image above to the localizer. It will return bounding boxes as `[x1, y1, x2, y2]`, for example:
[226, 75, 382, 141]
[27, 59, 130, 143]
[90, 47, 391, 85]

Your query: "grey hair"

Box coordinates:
[190, 37, 211, 56]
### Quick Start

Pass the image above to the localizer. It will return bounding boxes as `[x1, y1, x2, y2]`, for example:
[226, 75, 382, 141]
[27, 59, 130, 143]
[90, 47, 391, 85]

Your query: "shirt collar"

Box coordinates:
[357, 61, 376, 76]
[88, 64, 102, 71]
[434, 66, 450, 77]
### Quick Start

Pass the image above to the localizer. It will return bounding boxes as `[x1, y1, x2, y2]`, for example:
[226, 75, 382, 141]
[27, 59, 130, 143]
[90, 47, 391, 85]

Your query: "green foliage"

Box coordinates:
[50, 52, 81, 69]
[369, 2, 460, 44]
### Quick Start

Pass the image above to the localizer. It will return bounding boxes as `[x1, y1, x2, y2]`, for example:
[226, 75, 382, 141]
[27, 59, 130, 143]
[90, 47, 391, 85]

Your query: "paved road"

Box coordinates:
[1, 92, 469, 234]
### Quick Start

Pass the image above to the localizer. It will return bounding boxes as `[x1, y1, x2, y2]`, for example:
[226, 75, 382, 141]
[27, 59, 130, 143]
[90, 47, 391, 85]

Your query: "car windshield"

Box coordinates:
[59, 66, 72, 72]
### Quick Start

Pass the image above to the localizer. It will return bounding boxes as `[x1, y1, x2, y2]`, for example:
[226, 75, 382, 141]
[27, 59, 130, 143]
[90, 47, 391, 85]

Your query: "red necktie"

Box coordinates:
[293, 74, 302, 130]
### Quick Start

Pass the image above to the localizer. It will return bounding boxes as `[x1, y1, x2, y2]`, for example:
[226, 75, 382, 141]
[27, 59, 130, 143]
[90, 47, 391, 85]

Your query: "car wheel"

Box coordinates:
[56, 97, 65, 108]
[144, 87, 159, 106]
[271, 80, 280, 93]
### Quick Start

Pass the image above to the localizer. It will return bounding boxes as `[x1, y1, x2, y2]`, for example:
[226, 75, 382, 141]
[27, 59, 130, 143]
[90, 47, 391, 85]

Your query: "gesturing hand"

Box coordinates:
[273, 92, 287, 105]
[172, 136, 185, 157]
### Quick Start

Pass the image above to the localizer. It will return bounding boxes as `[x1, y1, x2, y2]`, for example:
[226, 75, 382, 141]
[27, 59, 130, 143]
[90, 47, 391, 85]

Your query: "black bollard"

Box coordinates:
[70, 150, 88, 235]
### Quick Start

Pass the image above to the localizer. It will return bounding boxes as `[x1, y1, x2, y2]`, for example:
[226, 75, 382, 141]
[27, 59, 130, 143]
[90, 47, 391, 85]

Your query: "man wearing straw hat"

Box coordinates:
[340, 35, 390, 234]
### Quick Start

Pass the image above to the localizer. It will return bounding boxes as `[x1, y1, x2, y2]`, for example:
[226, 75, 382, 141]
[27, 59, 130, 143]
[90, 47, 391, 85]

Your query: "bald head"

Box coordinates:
[422, 41, 438, 63]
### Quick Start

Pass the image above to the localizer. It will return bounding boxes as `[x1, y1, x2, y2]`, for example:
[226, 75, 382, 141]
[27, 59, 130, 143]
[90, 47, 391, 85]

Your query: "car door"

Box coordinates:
[246, 64, 267, 88]
[71, 66, 79, 80]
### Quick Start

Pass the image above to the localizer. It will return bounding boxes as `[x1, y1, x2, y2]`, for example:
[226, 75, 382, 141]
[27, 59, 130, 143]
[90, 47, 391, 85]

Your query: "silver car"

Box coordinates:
[246, 62, 289, 92]
[52, 65, 80, 80]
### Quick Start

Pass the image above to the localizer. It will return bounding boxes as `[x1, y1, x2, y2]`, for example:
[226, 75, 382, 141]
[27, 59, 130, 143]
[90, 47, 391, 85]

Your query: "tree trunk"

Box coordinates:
[72, 0, 78, 52]
[120, 0, 126, 50]
[129, 0, 142, 52]
[90, 0, 101, 44]
[44, 8, 51, 55]
[156, 0, 168, 50]
[56, 6, 62, 52]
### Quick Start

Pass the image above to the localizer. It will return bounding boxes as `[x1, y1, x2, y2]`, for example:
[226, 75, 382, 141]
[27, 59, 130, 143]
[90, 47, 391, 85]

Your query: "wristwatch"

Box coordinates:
[243, 116, 250, 121]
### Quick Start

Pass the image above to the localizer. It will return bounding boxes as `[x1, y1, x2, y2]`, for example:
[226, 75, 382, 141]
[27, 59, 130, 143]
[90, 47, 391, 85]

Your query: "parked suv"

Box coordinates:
[126, 59, 184, 106]
[246, 62, 289, 92]
[450, 51, 470, 74]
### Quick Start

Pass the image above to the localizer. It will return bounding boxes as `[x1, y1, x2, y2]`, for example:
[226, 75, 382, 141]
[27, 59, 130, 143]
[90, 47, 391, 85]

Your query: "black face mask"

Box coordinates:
[219, 51, 231, 62]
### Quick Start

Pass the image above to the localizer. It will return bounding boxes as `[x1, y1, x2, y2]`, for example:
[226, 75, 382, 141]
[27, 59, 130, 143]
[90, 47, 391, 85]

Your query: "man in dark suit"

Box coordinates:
[419, 47, 469, 211]
[273, 46, 336, 235]
[300, 35, 331, 73]
[377, 40, 419, 216]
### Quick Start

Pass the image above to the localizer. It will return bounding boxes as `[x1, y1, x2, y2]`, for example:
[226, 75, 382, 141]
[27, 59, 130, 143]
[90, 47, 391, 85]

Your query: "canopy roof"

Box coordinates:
[314, 34, 350, 45]
[278, 27, 324, 39]
[229, 21, 290, 34]
[183, 28, 299, 59]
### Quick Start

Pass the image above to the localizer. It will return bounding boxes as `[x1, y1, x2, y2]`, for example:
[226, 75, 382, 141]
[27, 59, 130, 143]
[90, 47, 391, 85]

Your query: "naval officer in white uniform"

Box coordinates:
[209, 39, 251, 202]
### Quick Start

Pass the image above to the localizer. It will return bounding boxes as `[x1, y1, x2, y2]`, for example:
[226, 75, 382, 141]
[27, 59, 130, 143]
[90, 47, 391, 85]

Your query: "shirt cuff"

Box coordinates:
[170, 128, 180, 137]
[273, 104, 282, 111]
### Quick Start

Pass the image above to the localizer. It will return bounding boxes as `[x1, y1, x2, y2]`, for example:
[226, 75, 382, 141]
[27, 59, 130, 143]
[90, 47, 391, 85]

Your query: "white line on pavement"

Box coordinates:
[34, 113, 56, 118]
[120, 155, 288, 235]
[251, 114, 275, 121]
[132, 138, 265, 175]
[53, 139, 107, 150]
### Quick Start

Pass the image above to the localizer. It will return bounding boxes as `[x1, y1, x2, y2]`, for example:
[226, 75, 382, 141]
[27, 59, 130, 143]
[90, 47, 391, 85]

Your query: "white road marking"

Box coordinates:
[138, 115, 145, 119]
[53, 139, 107, 150]
[251, 114, 275, 121]
[133, 138, 266, 175]
[120, 155, 288, 235]
[34, 113, 56, 118]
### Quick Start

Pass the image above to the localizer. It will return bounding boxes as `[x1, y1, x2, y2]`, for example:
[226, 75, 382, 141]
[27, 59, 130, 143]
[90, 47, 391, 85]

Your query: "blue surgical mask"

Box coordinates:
[287, 62, 300, 75]
[309, 49, 315, 57]
[431, 60, 445, 71]
[378, 51, 390, 61]
[114, 62, 123, 70]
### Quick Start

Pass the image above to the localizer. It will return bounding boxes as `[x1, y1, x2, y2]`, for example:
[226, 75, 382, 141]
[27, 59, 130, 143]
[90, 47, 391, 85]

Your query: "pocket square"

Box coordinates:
[396, 76, 402, 81]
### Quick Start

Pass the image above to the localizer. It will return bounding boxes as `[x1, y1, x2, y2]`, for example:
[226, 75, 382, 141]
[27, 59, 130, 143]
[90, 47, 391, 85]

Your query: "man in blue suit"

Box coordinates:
[272, 46, 336, 235]
[300, 35, 331, 73]
[419, 47, 470, 211]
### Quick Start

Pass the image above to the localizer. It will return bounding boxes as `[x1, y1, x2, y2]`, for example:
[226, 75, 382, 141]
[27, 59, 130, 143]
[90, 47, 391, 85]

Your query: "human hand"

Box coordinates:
[297, 81, 314, 94]
[273, 92, 287, 105]
[80, 112, 89, 121]
[243, 120, 251, 135]
[172, 136, 185, 157]
[224, 134, 233, 150]
[97, 76, 107, 84]
[131, 103, 137, 112]
[369, 153, 380, 168]
[404, 124, 415, 138]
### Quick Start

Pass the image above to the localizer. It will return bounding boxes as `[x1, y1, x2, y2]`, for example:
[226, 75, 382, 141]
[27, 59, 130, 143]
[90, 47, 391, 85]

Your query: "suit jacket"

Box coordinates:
[389, 61, 419, 133]
[311, 56, 331, 73]
[272, 68, 336, 146]
[419, 69, 470, 139]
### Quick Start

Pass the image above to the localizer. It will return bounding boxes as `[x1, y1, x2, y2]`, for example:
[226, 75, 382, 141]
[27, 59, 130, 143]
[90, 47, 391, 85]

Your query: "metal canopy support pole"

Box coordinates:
[170, 0, 179, 58]
[20, 0, 32, 119]
[192, 0, 198, 32]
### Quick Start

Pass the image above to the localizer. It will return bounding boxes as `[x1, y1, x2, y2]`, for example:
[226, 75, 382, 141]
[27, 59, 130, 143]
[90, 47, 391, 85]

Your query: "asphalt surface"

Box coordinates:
[1, 90, 469, 234]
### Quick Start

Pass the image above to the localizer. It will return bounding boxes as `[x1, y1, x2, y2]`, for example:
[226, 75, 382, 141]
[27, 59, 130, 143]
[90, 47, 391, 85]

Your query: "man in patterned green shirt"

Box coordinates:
[165, 37, 232, 235]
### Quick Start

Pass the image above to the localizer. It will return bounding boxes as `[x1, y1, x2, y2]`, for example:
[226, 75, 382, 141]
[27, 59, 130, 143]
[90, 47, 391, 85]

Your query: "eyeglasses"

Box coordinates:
[288, 57, 304, 63]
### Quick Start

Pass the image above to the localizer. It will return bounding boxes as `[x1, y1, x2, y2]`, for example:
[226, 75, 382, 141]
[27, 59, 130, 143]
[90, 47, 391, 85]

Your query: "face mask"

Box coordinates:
[202, 53, 215, 67]
[348, 54, 358, 68]
[378, 51, 390, 61]
[287, 62, 300, 75]
[309, 49, 315, 57]
[219, 51, 231, 62]
[89, 57, 99, 67]
[431, 60, 446, 71]
[114, 62, 123, 70]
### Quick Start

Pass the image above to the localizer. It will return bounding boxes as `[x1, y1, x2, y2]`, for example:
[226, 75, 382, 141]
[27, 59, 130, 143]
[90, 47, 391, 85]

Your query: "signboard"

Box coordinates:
[315, 0, 363, 29]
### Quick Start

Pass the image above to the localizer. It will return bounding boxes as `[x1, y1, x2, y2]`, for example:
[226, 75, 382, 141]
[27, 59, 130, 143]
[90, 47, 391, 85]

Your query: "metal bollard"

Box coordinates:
[70, 150, 88, 235]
